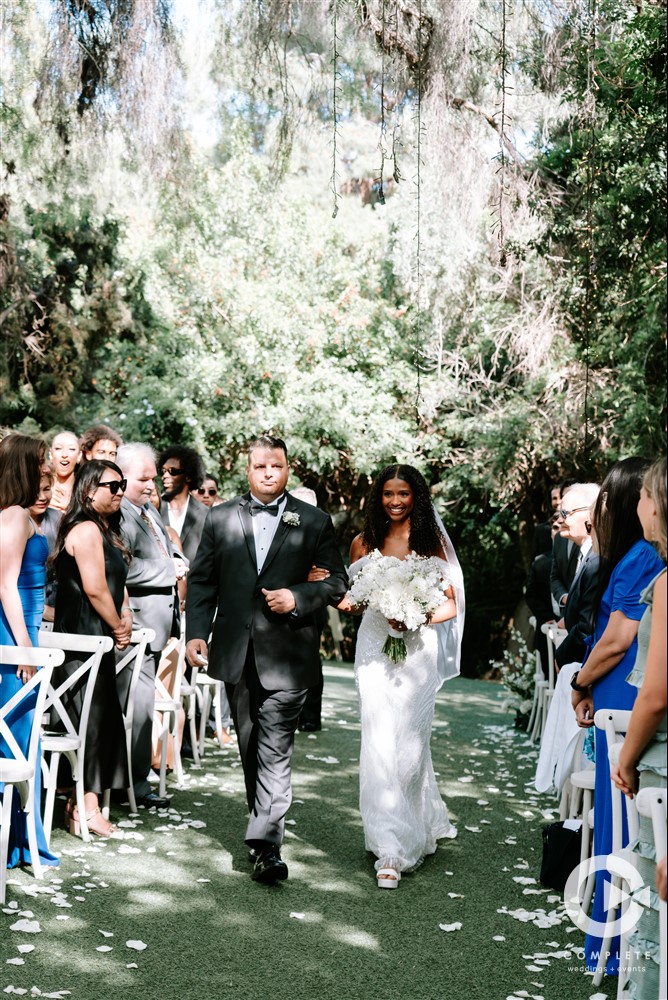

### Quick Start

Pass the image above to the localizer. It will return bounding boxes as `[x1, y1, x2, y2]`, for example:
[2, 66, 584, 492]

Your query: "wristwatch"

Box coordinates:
[570, 670, 589, 693]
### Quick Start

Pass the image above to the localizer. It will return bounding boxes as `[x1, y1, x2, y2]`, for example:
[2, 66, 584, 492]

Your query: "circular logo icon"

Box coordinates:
[564, 854, 648, 937]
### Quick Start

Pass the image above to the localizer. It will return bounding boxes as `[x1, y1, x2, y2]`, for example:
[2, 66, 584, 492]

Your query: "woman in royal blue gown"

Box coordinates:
[0, 433, 60, 870]
[570, 458, 664, 977]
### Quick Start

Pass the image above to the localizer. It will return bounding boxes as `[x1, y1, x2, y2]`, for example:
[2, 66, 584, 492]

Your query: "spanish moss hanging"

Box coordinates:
[412, 0, 425, 427]
[330, 0, 342, 219]
[581, 0, 598, 460]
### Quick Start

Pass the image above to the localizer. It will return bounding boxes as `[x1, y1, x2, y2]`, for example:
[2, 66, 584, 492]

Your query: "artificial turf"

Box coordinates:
[1, 667, 618, 1000]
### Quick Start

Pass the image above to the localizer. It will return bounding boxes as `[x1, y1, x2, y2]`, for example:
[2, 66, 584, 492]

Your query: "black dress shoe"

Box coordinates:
[136, 792, 171, 809]
[248, 849, 258, 864]
[298, 722, 321, 732]
[180, 744, 194, 760]
[251, 847, 288, 884]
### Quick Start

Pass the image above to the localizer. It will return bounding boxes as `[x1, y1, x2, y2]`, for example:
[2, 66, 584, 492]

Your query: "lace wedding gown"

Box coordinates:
[353, 556, 458, 873]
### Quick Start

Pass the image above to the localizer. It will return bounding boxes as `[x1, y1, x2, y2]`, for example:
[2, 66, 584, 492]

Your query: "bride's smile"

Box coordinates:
[382, 478, 415, 522]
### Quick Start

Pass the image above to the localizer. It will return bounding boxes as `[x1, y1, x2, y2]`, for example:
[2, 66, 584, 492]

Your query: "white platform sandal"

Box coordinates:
[376, 867, 401, 889]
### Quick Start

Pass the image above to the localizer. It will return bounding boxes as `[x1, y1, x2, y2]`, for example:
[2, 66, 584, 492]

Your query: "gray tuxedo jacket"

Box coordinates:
[185, 492, 347, 690]
[550, 533, 579, 609]
[120, 497, 178, 653]
[160, 495, 208, 565]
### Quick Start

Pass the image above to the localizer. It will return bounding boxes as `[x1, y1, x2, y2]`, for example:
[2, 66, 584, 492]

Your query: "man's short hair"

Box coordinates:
[79, 423, 123, 454]
[246, 435, 288, 463]
[116, 442, 156, 472]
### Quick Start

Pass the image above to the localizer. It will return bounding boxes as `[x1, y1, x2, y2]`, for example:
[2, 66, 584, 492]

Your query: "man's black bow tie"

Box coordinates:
[249, 497, 284, 516]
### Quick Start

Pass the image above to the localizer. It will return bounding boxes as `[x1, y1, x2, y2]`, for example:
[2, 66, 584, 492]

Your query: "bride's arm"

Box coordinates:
[428, 583, 457, 625]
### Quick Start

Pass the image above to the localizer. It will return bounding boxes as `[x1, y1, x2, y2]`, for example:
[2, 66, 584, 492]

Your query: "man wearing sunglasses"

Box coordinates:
[191, 474, 220, 509]
[157, 446, 208, 565]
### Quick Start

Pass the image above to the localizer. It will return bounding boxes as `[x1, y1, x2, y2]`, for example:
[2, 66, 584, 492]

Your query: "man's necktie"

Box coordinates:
[249, 497, 284, 516]
[140, 508, 168, 555]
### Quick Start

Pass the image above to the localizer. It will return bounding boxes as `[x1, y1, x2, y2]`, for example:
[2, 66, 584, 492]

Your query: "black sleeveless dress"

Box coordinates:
[54, 533, 129, 794]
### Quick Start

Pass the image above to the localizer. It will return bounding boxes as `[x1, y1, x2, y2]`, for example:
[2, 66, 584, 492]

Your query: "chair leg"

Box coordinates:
[187, 699, 200, 765]
[41, 752, 58, 846]
[23, 778, 44, 880]
[592, 873, 619, 986]
[101, 788, 111, 820]
[171, 714, 184, 785]
[1, 787, 14, 904]
[70, 751, 90, 842]
[197, 687, 211, 758]
[212, 685, 224, 747]
[158, 719, 169, 799]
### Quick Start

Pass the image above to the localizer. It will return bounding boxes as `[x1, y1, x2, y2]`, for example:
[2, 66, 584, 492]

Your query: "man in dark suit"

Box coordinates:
[186, 435, 347, 884]
[554, 483, 601, 668]
[157, 445, 208, 565]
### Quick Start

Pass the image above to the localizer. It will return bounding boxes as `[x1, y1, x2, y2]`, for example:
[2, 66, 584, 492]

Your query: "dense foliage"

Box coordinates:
[0, 0, 665, 672]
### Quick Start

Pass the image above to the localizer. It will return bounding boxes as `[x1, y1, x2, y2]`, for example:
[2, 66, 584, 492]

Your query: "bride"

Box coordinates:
[313, 464, 465, 889]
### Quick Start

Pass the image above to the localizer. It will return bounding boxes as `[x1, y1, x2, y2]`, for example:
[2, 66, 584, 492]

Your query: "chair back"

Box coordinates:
[114, 628, 155, 729]
[635, 786, 667, 859]
[595, 708, 636, 853]
[0, 646, 62, 770]
[155, 637, 186, 703]
[38, 631, 113, 745]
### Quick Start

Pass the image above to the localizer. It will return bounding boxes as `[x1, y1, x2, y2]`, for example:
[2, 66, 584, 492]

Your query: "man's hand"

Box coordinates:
[262, 588, 296, 614]
[173, 557, 189, 581]
[186, 638, 209, 668]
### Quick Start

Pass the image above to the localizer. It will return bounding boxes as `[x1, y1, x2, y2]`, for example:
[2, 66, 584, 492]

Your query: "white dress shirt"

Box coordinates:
[250, 494, 287, 573]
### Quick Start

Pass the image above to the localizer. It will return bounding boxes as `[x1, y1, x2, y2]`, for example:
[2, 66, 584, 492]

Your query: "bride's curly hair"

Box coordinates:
[362, 464, 445, 557]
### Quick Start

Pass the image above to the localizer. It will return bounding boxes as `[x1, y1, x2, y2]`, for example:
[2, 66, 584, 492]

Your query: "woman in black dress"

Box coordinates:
[52, 460, 133, 837]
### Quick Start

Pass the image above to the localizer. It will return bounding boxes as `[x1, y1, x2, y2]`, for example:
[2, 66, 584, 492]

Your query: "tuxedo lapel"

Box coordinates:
[258, 495, 295, 578]
[238, 496, 258, 569]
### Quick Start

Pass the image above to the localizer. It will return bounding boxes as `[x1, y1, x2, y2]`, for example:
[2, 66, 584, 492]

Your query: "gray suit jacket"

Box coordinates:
[120, 497, 178, 653]
[550, 534, 579, 608]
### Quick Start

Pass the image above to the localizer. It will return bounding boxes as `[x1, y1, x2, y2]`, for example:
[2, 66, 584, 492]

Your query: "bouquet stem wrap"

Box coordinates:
[383, 627, 407, 663]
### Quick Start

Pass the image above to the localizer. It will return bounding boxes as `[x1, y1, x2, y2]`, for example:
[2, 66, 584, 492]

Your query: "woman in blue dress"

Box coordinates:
[570, 458, 664, 976]
[0, 433, 59, 870]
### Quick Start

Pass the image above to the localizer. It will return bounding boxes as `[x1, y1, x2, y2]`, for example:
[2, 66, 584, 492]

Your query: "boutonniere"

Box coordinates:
[282, 511, 300, 527]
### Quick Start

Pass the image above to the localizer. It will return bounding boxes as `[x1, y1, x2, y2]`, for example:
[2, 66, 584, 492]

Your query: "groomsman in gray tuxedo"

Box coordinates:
[186, 436, 347, 884]
[116, 442, 188, 809]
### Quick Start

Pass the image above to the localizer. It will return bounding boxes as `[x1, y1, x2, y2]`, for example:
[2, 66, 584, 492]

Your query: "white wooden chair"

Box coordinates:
[38, 631, 113, 844]
[590, 708, 637, 988]
[1, 646, 61, 903]
[153, 637, 186, 797]
[530, 623, 565, 742]
[179, 663, 200, 765]
[635, 786, 667, 1000]
[101, 628, 155, 817]
[195, 672, 228, 756]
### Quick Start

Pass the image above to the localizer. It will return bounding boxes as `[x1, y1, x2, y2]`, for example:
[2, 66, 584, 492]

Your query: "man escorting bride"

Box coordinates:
[312, 463, 465, 889]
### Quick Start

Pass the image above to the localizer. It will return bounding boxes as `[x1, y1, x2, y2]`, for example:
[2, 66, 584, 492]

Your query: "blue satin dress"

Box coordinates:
[585, 538, 664, 975]
[0, 529, 60, 869]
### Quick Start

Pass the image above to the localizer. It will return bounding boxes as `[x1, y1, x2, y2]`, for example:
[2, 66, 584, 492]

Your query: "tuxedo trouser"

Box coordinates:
[116, 649, 158, 798]
[226, 644, 307, 850]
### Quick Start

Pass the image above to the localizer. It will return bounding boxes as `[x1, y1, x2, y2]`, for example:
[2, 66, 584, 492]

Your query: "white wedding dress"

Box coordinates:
[353, 555, 458, 873]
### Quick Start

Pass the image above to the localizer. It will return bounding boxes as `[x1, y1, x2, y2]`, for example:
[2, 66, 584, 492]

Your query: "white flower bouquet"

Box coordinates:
[348, 551, 448, 663]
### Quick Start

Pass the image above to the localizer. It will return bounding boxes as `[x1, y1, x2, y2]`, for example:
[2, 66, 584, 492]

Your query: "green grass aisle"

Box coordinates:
[1, 668, 617, 1000]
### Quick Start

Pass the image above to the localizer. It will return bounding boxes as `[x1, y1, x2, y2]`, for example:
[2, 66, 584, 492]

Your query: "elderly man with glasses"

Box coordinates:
[554, 483, 601, 667]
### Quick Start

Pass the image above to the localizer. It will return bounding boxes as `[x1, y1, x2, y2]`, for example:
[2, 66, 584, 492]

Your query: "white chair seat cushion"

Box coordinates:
[41, 734, 81, 752]
[0, 761, 34, 782]
[569, 768, 596, 791]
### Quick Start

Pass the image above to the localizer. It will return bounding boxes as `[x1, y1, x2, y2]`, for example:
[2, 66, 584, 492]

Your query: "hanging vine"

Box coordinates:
[581, 0, 598, 460]
[330, 0, 342, 219]
[412, 0, 425, 426]
[496, 0, 511, 266]
[375, 0, 387, 204]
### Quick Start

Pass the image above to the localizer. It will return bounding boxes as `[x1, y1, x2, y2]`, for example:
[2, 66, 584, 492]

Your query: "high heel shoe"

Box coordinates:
[376, 867, 400, 889]
[67, 804, 122, 839]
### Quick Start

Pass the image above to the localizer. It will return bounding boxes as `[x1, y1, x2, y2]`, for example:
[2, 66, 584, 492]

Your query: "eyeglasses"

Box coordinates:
[160, 466, 185, 477]
[558, 505, 590, 519]
[97, 479, 127, 495]
[197, 488, 217, 497]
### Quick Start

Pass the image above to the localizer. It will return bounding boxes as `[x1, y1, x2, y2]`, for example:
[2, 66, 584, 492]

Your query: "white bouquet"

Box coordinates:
[348, 551, 448, 663]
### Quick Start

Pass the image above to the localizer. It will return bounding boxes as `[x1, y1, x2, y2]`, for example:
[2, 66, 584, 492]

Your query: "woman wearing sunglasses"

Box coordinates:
[51, 460, 133, 837]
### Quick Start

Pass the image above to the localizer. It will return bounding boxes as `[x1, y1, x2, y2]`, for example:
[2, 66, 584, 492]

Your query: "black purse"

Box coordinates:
[539, 821, 582, 891]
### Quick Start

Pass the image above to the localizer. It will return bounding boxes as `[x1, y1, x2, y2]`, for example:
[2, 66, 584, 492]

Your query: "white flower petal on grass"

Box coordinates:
[126, 963, 138, 969]
[447, 893, 464, 899]
[9, 919, 41, 934]
[125, 940, 148, 951]
[465, 826, 481, 833]
[438, 922, 462, 932]
[6, 959, 25, 966]
[98, 931, 113, 937]
[457, 776, 474, 783]
[289, 912, 305, 920]
[196, 878, 211, 883]
[3, 988, 28, 995]
[95, 946, 113, 953]
[513, 877, 537, 885]
[17, 946, 34, 954]
[588, 995, 608, 1000]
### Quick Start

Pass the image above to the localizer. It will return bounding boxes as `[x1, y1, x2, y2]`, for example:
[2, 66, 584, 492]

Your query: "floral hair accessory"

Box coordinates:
[282, 511, 300, 527]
